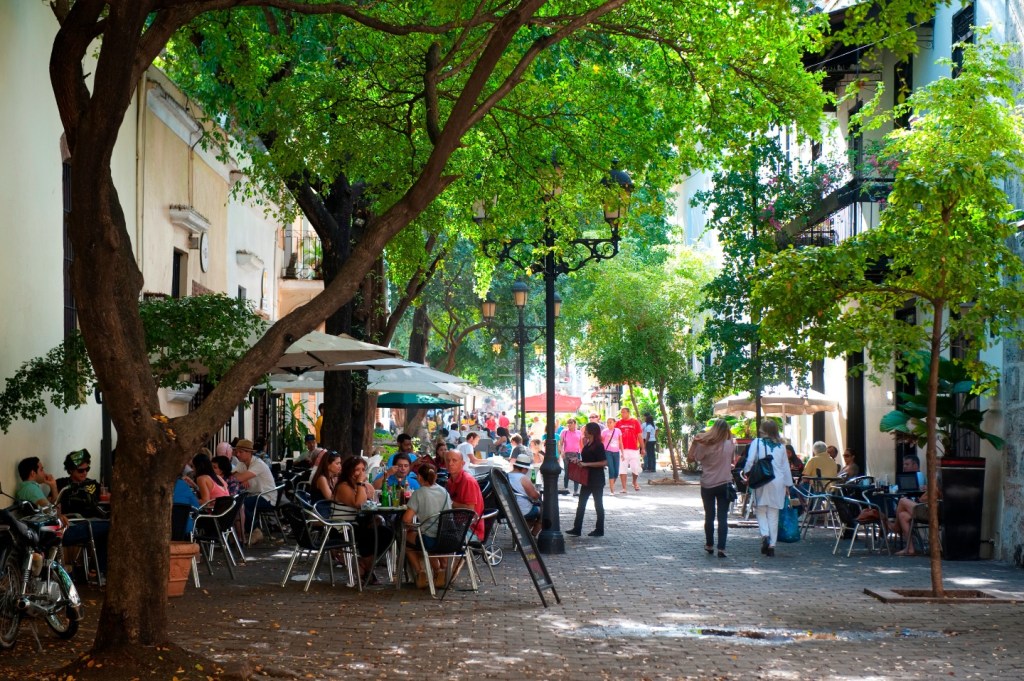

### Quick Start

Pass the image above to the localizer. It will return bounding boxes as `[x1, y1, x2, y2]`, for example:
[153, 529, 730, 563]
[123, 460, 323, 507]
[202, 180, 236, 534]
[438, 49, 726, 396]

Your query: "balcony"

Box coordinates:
[281, 229, 322, 280]
[787, 175, 894, 246]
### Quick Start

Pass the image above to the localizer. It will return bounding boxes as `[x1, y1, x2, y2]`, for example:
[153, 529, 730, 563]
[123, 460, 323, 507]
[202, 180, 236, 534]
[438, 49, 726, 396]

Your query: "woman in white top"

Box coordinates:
[742, 420, 794, 557]
[687, 419, 735, 558]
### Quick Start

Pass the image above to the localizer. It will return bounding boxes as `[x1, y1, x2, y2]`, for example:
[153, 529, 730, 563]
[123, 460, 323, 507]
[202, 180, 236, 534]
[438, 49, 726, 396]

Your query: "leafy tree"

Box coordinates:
[42, 0, 826, 665]
[693, 139, 846, 415]
[572, 247, 711, 479]
[757, 41, 1024, 596]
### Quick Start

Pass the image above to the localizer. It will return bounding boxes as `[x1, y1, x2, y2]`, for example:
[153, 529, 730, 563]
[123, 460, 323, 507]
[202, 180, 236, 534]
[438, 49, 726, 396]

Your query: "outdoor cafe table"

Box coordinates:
[357, 504, 406, 589]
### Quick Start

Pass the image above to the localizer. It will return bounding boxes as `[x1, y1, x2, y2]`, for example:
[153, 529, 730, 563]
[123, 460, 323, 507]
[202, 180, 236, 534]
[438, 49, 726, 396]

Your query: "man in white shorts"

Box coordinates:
[615, 408, 643, 492]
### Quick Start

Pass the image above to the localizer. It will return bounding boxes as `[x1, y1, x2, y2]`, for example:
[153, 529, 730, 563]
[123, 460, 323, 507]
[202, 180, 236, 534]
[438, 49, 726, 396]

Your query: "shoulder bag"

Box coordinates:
[745, 440, 776, 490]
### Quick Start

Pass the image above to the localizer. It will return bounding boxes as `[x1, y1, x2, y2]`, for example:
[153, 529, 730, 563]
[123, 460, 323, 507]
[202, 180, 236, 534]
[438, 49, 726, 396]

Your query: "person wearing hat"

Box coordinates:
[54, 448, 111, 575]
[297, 433, 326, 469]
[233, 438, 278, 543]
[509, 452, 542, 536]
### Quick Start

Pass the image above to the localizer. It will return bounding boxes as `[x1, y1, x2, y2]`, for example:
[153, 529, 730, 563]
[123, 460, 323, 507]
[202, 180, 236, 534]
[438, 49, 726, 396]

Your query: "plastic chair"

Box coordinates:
[415, 508, 480, 600]
[279, 504, 361, 592]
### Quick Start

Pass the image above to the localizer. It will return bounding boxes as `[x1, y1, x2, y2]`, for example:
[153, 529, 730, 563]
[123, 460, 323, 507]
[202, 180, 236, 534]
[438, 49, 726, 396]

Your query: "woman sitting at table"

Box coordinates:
[839, 448, 860, 479]
[402, 463, 452, 588]
[213, 455, 243, 497]
[192, 450, 230, 507]
[785, 444, 804, 480]
[333, 456, 394, 579]
[310, 451, 342, 506]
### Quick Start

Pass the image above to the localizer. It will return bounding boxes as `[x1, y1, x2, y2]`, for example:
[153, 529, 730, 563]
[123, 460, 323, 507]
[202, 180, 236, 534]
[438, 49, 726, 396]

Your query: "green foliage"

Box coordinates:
[0, 332, 94, 433]
[880, 352, 1005, 453]
[0, 294, 267, 432]
[278, 397, 313, 454]
[694, 139, 849, 400]
[757, 41, 1024, 387]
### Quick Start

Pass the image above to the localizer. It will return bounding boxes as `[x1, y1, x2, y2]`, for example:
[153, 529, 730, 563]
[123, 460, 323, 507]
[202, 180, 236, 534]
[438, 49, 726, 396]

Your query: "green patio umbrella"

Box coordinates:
[375, 392, 462, 408]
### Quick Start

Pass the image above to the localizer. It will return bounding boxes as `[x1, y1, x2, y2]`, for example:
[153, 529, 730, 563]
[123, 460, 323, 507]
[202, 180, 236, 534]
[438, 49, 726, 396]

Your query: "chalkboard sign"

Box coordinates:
[488, 469, 560, 607]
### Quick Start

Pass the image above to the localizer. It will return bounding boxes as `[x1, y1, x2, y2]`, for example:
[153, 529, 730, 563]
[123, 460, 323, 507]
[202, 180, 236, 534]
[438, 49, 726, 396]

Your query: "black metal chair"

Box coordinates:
[193, 496, 244, 579]
[171, 503, 202, 589]
[279, 504, 360, 592]
[415, 508, 480, 600]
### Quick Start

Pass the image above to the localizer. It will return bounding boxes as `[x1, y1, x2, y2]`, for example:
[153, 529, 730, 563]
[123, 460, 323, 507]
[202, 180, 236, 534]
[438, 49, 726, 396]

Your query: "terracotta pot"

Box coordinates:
[168, 541, 199, 598]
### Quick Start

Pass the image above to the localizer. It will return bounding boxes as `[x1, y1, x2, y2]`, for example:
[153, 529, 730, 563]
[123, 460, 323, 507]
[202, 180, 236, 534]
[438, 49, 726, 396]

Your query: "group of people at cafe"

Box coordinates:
[687, 419, 936, 559]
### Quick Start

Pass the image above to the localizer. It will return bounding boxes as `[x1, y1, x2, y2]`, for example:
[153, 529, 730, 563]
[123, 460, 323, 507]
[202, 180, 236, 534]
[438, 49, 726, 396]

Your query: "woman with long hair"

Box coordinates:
[565, 421, 608, 538]
[687, 420, 735, 557]
[333, 456, 394, 578]
[310, 451, 342, 504]
[742, 420, 794, 557]
[192, 449, 229, 506]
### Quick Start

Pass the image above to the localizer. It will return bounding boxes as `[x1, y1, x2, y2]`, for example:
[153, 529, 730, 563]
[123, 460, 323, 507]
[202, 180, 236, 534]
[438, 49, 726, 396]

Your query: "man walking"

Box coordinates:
[615, 408, 643, 492]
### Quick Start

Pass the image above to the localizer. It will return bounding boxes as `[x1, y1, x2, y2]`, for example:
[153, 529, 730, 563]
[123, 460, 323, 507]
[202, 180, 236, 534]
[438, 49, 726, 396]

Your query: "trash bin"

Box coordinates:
[939, 457, 986, 560]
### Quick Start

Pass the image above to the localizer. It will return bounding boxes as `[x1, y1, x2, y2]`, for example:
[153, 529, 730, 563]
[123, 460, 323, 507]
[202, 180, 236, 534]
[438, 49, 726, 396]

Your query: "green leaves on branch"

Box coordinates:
[0, 294, 267, 432]
[0, 332, 95, 433]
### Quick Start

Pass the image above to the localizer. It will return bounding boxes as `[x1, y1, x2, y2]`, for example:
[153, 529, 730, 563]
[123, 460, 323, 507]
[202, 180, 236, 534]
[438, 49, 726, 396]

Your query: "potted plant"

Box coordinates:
[278, 397, 312, 457]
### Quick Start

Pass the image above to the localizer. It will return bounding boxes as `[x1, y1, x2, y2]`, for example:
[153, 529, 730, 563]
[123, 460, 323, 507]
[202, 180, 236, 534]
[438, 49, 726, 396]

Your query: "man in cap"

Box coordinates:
[54, 448, 111, 575]
[298, 433, 326, 469]
[233, 438, 278, 543]
[509, 452, 542, 536]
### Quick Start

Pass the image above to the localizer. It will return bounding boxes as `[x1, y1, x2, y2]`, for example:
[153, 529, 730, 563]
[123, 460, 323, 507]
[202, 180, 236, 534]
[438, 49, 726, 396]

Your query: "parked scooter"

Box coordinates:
[0, 489, 82, 650]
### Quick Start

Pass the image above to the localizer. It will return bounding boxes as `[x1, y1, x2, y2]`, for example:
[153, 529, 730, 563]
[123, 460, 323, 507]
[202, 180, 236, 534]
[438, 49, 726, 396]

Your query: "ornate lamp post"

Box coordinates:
[481, 282, 557, 442]
[481, 160, 633, 554]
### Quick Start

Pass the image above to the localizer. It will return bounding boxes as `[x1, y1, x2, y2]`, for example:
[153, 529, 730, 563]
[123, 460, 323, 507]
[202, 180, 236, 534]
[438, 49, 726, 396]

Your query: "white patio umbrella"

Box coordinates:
[272, 332, 399, 376]
[713, 385, 838, 417]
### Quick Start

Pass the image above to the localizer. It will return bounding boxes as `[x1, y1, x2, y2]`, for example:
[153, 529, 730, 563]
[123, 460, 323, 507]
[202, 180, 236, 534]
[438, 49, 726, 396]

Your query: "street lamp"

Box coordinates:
[481, 281, 550, 444]
[481, 159, 633, 555]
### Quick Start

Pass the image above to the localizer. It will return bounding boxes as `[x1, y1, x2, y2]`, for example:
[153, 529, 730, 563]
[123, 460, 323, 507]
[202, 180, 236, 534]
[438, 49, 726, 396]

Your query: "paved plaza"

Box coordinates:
[8, 475, 1024, 680]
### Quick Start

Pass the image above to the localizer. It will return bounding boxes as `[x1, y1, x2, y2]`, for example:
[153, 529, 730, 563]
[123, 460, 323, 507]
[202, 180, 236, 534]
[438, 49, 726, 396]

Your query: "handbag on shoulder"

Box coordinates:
[745, 440, 776, 489]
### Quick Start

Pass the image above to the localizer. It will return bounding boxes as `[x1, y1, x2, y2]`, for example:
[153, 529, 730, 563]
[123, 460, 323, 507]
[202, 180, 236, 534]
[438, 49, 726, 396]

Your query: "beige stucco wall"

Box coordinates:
[0, 3, 137, 494]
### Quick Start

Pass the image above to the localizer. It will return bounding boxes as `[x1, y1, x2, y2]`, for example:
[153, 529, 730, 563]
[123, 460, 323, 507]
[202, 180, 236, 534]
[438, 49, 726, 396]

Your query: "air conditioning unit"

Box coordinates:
[167, 383, 200, 404]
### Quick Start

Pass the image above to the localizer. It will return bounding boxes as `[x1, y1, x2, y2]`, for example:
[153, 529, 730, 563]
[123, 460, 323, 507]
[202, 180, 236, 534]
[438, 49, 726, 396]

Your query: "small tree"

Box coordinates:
[756, 41, 1024, 596]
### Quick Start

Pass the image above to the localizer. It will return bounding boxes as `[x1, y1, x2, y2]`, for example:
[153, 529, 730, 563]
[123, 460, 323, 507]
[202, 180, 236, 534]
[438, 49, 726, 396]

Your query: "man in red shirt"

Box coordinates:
[444, 450, 485, 540]
[484, 414, 497, 438]
[615, 407, 643, 492]
[497, 411, 510, 430]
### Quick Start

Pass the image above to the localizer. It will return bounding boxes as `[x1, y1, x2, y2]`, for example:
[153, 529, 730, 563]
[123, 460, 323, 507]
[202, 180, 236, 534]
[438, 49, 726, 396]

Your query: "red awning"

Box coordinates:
[522, 392, 582, 413]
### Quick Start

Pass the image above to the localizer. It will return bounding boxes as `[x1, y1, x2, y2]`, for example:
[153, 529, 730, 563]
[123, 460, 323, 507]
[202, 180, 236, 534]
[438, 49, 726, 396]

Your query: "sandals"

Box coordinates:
[633, 485, 641, 492]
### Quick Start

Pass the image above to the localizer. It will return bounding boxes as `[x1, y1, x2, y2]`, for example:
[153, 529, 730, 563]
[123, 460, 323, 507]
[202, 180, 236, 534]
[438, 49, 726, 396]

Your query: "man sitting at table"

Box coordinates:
[801, 441, 839, 485]
[443, 450, 485, 540]
[456, 432, 485, 465]
[296, 433, 326, 470]
[386, 434, 419, 467]
[233, 439, 278, 544]
[373, 452, 420, 492]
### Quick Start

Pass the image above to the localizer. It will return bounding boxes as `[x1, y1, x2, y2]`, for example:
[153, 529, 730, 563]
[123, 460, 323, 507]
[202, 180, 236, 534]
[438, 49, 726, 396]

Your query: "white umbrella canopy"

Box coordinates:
[366, 365, 470, 386]
[270, 372, 463, 397]
[272, 332, 400, 376]
[713, 385, 838, 417]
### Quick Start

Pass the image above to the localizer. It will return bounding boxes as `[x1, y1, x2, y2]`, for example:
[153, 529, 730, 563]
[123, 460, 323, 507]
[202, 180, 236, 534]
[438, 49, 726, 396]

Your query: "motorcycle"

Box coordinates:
[0, 498, 83, 649]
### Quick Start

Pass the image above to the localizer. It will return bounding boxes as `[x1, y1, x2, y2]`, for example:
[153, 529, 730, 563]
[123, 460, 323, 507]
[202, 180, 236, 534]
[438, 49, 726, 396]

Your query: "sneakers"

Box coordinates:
[587, 530, 604, 537]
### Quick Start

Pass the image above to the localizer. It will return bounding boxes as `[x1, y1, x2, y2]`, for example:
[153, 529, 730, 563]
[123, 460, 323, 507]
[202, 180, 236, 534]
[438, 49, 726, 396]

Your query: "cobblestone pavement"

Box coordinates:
[10, 474, 1024, 679]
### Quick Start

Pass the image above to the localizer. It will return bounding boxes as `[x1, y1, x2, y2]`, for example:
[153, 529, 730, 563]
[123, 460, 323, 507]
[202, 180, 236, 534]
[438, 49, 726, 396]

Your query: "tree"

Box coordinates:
[572, 247, 711, 480]
[693, 139, 847, 416]
[756, 41, 1024, 596]
[42, 0, 825, 665]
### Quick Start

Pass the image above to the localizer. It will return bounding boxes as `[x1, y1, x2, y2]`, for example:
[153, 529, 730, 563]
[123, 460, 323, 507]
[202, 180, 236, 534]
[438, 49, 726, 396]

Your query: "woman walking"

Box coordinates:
[566, 421, 608, 537]
[687, 420, 735, 558]
[742, 420, 794, 557]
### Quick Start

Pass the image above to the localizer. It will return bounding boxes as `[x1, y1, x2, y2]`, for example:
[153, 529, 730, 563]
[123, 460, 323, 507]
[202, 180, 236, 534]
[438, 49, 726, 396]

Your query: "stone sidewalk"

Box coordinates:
[10, 476, 1024, 679]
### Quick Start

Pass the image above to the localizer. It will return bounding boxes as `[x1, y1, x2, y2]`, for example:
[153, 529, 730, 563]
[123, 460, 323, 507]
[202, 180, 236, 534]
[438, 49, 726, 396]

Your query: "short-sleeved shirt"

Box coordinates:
[375, 471, 421, 490]
[456, 442, 476, 465]
[238, 457, 277, 504]
[407, 484, 451, 538]
[445, 470, 485, 539]
[616, 417, 643, 450]
[15, 480, 46, 505]
[561, 428, 582, 454]
[498, 415, 510, 429]
[601, 426, 621, 452]
[642, 422, 656, 443]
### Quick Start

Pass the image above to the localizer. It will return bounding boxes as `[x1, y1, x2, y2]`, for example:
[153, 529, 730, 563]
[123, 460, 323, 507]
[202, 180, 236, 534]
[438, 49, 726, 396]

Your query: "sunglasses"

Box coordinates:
[75, 466, 90, 473]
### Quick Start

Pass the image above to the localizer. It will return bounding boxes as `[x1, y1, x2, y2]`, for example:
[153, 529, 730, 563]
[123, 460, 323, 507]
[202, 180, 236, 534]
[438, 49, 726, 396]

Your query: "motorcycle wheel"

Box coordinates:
[43, 563, 80, 640]
[0, 553, 22, 649]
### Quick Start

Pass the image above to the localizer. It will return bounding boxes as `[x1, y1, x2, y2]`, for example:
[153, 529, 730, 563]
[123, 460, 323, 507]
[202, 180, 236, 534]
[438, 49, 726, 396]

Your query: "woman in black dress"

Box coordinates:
[566, 421, 608, 537]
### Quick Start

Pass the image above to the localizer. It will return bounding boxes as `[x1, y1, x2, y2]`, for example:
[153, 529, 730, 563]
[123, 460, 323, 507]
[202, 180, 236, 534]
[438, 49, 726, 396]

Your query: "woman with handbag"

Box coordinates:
[566, 421, 608, 537]
[686, 419, 735, 558]
[742, 420, 794, 557]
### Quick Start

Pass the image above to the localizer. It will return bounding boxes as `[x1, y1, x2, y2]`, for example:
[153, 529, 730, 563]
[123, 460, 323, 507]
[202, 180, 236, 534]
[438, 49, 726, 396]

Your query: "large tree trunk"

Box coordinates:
[403, 305, 431, 438]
